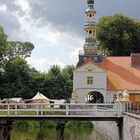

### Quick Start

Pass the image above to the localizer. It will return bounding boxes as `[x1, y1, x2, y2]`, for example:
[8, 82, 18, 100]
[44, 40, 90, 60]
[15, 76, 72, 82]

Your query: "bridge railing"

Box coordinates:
[0, 103, 122, 117]
[123, 102, 140, 115]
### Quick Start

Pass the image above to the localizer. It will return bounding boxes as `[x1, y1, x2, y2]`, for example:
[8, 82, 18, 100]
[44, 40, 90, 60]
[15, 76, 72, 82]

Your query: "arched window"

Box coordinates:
[87, 91, 104, 103]
[89, 30, 92, 34]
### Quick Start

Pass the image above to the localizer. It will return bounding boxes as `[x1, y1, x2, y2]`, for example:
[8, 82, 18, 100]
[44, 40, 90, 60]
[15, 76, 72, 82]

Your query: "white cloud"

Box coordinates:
[20, 21, 83, 49]
[14, 0, 30, 12]
[27, 57, 51, 72]
[69, 47, 82, 62]
[14, 0, 31, 20]
[20, 17, 84, 71]
[0, 4, 7, 11]
[27, 57, 66, 72]
[53, 58, 66, 68]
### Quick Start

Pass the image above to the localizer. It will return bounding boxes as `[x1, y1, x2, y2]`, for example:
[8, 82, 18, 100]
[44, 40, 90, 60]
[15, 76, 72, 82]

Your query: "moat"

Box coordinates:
[11, 127, 107, 140]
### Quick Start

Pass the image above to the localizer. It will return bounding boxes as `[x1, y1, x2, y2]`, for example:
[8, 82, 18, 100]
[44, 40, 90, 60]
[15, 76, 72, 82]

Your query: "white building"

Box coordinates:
[73, 0, 140, 104]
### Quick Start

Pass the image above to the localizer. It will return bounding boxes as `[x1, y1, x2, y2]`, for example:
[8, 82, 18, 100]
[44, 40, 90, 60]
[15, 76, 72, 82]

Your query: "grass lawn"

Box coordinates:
[0, 108, 66, 116]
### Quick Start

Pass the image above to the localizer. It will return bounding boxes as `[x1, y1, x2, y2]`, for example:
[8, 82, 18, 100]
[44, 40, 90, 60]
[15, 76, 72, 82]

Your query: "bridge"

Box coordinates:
[0, 103, 124, 120]
[0, 103, 125, 140]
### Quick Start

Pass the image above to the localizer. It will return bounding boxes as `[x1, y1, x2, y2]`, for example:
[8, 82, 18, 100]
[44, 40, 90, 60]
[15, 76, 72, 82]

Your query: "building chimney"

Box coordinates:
[131, 53, 140, 67]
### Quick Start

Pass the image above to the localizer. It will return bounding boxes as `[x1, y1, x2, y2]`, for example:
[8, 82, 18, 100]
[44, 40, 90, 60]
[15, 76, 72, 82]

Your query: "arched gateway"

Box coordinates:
[87, 91, 104, 103]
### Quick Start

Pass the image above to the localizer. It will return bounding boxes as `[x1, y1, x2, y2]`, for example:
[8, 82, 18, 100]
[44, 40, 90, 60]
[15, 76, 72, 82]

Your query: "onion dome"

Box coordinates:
[87, 0, 94, 4]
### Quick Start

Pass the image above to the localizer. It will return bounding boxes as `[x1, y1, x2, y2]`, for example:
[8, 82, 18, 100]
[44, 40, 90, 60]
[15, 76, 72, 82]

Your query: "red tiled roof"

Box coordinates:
[97, 57, 140, 90]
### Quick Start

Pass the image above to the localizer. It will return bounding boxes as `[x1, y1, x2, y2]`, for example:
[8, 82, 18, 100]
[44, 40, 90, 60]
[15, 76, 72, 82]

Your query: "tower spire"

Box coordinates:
[84, 0, 98, 55]
[76, 0, 102, 67]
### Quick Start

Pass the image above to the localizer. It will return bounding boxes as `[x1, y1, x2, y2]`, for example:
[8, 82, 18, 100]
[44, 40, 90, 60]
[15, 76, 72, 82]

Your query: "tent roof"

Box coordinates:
[32, 92, 49, 100]
[1, 98, 23, 103]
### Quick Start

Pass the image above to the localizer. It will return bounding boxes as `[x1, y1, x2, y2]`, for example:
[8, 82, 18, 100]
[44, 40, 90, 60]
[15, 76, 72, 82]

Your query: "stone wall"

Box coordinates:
[93, 121, 119, 140]
[93, 113, 140, 140]
[123, 112, 140, 140]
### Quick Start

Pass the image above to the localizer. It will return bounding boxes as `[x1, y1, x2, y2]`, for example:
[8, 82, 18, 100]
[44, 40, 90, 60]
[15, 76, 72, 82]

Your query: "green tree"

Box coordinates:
[0, 26, 7, 70]
[6, 41, 34, 59]
[31, 72, 47, 95]
[1, 57, 34, 99]
[2, 41, 34, 68]
[97, 13, 140, 56]
[62, 65, 75, 101]
[0, 26, 35, 99]
[0, 25, 34, 70]
[43, 65, 66, 99]
[62, 65, 75, 80]
[39, 65, 75, 100]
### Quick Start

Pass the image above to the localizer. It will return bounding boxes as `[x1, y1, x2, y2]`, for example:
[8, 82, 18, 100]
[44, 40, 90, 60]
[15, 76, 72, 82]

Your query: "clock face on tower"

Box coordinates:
[93, 56, 98, 61]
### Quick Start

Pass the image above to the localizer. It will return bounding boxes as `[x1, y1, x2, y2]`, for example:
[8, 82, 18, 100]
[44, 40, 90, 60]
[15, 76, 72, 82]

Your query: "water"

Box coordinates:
[11, 127, 107, 140]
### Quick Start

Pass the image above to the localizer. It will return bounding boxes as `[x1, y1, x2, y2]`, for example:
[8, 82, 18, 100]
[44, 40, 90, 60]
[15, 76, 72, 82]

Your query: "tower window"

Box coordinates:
[87, 77, 93, 84]
[89, 30, 92, 34]
[89, 14, 92, 17]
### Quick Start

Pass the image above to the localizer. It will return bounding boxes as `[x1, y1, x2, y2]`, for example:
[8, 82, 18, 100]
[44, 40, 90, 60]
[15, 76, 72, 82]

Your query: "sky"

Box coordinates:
[0, 0, 140, 72]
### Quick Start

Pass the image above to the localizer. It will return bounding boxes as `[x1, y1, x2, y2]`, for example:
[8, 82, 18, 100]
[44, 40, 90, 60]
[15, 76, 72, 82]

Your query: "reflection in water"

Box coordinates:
[11, 127, 107, 140]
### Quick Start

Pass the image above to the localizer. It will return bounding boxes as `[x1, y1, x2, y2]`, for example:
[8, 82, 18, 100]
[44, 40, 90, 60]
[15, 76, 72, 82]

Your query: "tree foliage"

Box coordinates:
[0, 26, 7, 69]
[97, 13, 140, 56]
[0, 57, 34, 99]
[0, 26, 34, 70]
[6, 41, 34, 59]
[0, 25, 75, 100]
[42, 65, 75, 100]
[0, 64, 75, 100]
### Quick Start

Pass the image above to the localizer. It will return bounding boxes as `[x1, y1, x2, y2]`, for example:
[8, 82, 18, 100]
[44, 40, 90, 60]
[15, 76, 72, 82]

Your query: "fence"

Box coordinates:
[124, 102, 140, 115]
[0, 103, 122, 118]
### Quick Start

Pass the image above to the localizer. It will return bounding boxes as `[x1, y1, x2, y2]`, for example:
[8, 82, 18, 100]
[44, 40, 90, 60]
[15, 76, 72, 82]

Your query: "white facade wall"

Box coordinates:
[73, 67, 107, 103]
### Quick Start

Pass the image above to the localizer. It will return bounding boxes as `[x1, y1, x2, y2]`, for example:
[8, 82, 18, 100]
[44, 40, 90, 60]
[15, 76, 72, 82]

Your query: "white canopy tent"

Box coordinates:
[1, 98, 23, 103]
[30, 92, 49, 103]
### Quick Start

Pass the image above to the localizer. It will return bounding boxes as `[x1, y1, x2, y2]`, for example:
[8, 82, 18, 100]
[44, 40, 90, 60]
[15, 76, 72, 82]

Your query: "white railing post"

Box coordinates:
[93, 104, 97, 116]
[37, 104, 39, 116]
[113, 103, 118, 117]
[66, 104, 69, 116]
[95, 104, 97, 113]
[92, 104, 94, 116]
[119, 102, 124, 116]
[15, 104, 17, 115]
[7, 104, 10, 116]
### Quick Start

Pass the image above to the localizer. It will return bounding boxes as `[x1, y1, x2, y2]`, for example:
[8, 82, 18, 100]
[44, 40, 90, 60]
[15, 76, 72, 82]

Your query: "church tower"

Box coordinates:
[84, 0, 97, 55]
[77, 0, 102, 67]
[73, 0, 107, 103]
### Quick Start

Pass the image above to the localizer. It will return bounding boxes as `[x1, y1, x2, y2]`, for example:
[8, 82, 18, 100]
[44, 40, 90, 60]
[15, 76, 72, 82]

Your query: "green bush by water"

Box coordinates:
[13, 120, 93, 129]
[13, 120, 57, 128]
[66, 121, 93, 128]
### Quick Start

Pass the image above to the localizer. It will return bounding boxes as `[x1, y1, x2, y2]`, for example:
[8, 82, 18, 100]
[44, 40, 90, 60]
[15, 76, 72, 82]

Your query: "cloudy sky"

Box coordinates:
[0, 0, 140, 72]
